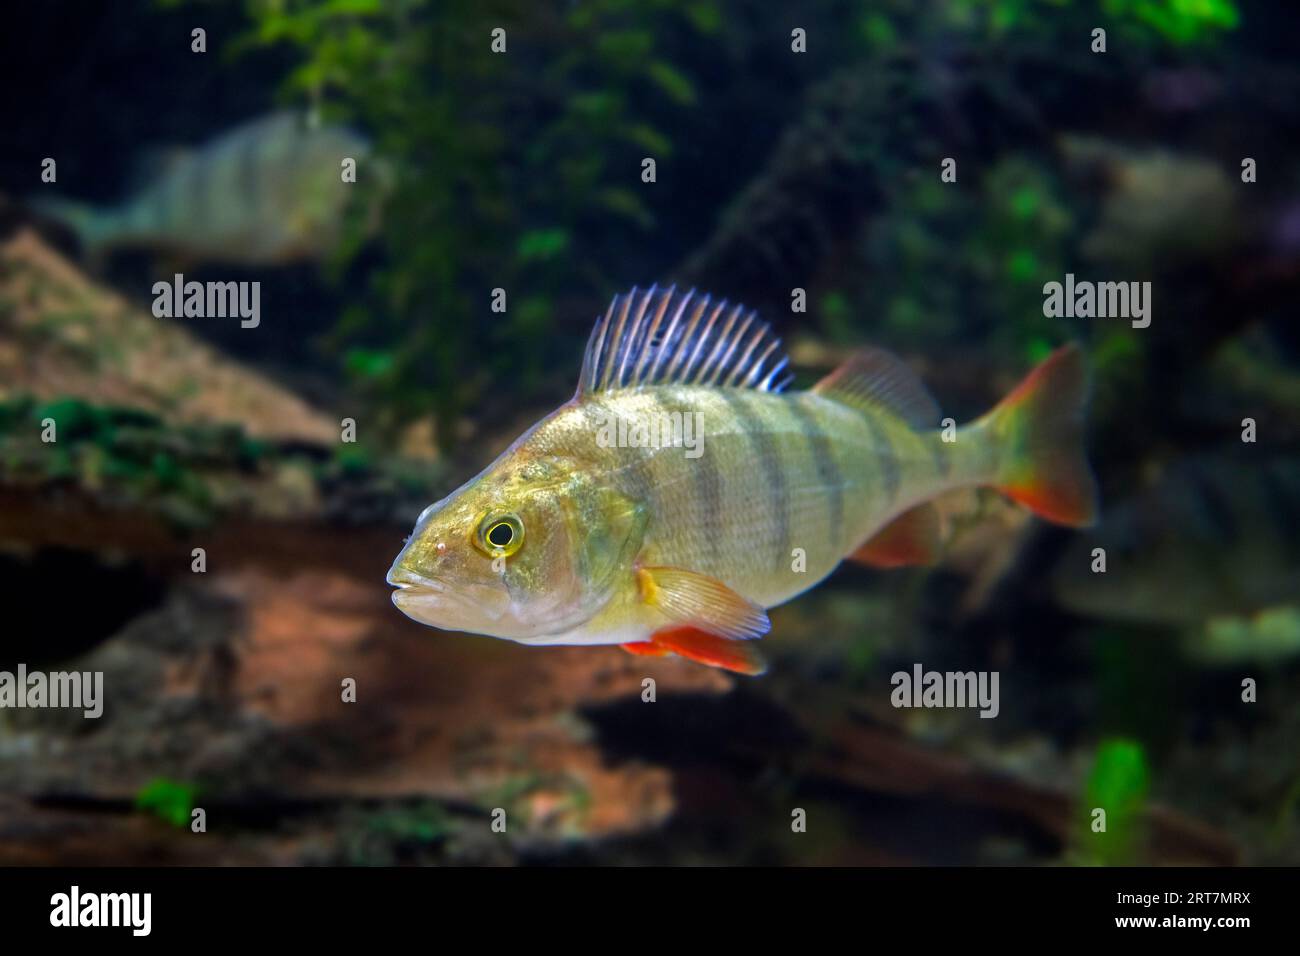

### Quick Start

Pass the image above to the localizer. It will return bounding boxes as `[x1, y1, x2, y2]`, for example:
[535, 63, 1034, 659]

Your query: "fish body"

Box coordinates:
[34, 112, 385, 266]
[495, 386, 983, 617]
[389, 286, 1097, 674]
[1053, 455, 1300, 626]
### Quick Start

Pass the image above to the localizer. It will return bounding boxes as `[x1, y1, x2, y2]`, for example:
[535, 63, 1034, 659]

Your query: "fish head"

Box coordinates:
[387, 456, 646, 641]
[1050, 489, 1232, 625]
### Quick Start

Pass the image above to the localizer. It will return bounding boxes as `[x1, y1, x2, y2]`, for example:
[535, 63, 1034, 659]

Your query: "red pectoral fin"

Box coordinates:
[645, 626, 768, 676]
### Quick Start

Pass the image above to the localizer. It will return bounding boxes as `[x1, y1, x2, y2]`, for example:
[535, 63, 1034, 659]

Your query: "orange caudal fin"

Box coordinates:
[978, 344, 1099, 527]
[641, 626, 768, 676]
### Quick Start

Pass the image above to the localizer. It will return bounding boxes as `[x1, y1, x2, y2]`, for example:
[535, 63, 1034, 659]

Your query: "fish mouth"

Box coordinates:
[386, 561, 506, 622]
[386, 561, 435, 590]
[386, 564, 457, 605]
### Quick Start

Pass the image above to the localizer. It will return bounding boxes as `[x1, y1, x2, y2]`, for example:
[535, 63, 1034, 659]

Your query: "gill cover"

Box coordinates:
[563, 480, 648, 609]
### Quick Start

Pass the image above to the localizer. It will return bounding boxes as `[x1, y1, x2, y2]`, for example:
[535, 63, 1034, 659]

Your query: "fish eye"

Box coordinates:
[475, 512, 524, 557]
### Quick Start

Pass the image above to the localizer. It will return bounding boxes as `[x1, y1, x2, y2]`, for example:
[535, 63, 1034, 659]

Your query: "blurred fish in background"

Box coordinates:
[1058, 135, 1241, 270]
[30, 111, 388, 268]
[1053, 455, 1300, 663]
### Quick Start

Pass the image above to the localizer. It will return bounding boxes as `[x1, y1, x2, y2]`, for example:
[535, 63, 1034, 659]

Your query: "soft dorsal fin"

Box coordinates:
[812, 348, 941, 428]
[577, 285, 794, 397]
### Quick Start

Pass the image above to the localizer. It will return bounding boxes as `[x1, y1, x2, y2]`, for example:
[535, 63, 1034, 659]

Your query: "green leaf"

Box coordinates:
[516, 228, 570, 262]
[1007, 248, 1038, 281]
[345, 348, 395, 379]
[595, 30, 654, 64]
[684, 2, 722, 33]
[648, 61, 696, 105]
[624, 123, 672, 156]
[1010, 187, 1040, 220]
[597, 188, 652, 226]
[860, 14, 897, 48]
[570, 91, 623, 121]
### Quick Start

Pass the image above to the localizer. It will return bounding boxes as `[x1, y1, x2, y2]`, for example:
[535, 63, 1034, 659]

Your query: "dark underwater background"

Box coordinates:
[0, 0, 1296, 865]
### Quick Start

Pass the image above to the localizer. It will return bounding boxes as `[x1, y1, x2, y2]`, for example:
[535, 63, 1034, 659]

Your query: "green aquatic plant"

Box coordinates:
[857, 153, 1073, 360]
[476, 771, 593, 837]
[135, 777, 199, 828]
[1103, 0, 1239, 44]
[1072, 738, 1150, 865]
[178, 0, 1241, 450]
[337, 800, 457, 866]
[354, 801, 453, 844]
[0, 394, 435, 529]
[0, 398, 222, 524]
[854, 0, 1238, 49]
[219, 0, 719, 447]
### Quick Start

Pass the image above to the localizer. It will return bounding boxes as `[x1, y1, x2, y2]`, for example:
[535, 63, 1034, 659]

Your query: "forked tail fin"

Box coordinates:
[976, 344, 1098, 527]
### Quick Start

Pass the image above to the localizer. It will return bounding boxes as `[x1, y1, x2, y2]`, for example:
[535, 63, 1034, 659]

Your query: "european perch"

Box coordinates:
[388, 286, 1097, 674]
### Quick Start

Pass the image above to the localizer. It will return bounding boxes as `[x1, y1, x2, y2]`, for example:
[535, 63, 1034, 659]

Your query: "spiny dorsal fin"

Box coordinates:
[812, 348, 941, 428]
[577, 285, 794, 397]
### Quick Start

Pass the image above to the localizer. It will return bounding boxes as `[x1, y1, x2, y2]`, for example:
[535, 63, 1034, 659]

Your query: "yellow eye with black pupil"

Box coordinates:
[477, 512, 524, 557]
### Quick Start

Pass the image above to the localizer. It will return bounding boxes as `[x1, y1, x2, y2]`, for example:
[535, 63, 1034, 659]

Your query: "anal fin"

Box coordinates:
[848, 503, 943, 568]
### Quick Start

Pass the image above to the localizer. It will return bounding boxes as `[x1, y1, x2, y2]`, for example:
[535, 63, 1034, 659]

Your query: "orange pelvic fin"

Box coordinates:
[848, 502, 942, 568]
[645, 626, 768, 676]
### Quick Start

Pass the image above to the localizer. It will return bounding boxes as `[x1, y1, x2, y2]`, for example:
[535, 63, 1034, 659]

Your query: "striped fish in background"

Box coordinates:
[1053, 455, 1300, 630]
[388, 286, 1098, 674]
[32, 112, 387, 267]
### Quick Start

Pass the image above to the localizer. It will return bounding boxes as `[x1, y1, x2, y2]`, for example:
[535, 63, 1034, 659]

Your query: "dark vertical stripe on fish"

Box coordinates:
[188, 145, 209, 237]
[166, 157, 189, 235]
[151, 172, 168, 235]
[658, 391, 723, 567]
[240, 126, 261, 231]
[927, 429, 951, 483]
[719, 392, 790, 573]
[861, 412, 900, 504]
[580, 401, 659, 523]
[788, 398, 844, 554]
[196, 145, 214, 238]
